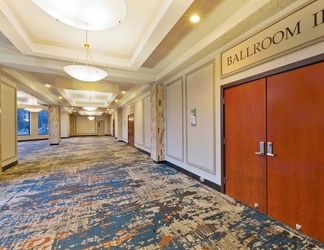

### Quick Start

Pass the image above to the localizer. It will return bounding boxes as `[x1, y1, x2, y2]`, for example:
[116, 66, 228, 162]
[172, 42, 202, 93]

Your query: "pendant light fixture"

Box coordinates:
[63, 31, 108, 82]
[83, 91, 98, 111]
[32, 0, 127, 31]
[88, 116, 95, 121]
[24, 107, 43, 112]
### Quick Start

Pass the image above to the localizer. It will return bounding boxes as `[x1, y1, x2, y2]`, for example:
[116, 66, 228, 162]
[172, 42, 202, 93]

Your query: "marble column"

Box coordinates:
[107, 114, 112, 136]
[150, 83, 165, 162]
[117, 108, 122, 141]
[48, 106, 61, 145]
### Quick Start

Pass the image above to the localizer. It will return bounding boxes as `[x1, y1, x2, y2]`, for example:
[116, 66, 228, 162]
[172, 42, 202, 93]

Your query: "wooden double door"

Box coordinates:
[224, 62, 324, 243]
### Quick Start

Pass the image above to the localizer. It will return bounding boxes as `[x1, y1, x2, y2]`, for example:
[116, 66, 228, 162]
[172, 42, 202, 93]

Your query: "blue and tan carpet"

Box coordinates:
[0, 136, 323, 249]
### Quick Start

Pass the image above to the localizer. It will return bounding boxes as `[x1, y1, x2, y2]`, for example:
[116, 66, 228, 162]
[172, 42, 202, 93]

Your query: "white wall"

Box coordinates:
[163, 2, 324, 186]
[134, 93, 150, 153]
[75, 116, 96, 135]
[1, 80, 18, 168]
[165, 61, 217, 183]
[61, 113, 70, 138]
[166, 78, 183, 161]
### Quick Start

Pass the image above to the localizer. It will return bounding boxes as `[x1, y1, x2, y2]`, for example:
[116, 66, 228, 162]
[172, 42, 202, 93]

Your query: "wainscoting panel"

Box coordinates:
[166, 77, 184, 161]
[185, 61, 215, 174]
[1, 82, 17, 167]
[134, 100, 144, 147]
[75, 116, 96, 135]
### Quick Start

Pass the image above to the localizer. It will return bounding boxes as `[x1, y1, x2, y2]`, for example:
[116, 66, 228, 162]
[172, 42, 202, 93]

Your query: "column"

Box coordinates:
[48, 106, 61, 145]
[150, 83, 165, 162]
[107, 114, 112, 136]
[117, 108, 122, 141]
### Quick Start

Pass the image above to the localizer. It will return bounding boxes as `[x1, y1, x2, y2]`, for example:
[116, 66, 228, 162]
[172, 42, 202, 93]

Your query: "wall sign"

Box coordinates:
[221, 1, 324, 77]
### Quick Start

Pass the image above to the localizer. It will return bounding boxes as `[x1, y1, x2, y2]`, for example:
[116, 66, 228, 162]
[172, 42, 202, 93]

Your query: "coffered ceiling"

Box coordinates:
[0, 0, 300, 113]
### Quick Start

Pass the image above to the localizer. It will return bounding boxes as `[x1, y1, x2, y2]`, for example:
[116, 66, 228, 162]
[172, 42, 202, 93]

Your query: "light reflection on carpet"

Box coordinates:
[0, 137, 323, 249]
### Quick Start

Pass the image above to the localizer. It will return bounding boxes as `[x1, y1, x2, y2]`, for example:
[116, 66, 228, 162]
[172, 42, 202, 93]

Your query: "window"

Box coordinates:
[38, 110, 48, 135]
[17, 109, 30, 135]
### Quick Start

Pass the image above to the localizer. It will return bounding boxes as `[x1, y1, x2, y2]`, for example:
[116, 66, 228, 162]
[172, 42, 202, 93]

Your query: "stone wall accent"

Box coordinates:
[117, 108, 122, 141]
[70, 114, 75, 136]
[150, 83, 165, 162]
[48, 106, 61, 145]
[107, 114, 111, 135]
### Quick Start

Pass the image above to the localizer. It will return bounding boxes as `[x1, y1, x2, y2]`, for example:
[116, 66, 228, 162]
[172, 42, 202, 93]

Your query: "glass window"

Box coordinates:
[17, 109, 30, 135]
[38, 110, 48, 135]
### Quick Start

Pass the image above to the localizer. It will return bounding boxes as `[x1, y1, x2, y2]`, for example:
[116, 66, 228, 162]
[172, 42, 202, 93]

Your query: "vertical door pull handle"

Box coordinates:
[255, 142, 265, 155]
[267, 142, 276, 156]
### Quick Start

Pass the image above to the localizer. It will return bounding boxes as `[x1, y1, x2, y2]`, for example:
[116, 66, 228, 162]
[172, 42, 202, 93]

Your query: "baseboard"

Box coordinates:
[135, 147, 150, 156]
[18, 138, 48, 142]
[164, 161, 221, 192]
[2, 160, 18, 172]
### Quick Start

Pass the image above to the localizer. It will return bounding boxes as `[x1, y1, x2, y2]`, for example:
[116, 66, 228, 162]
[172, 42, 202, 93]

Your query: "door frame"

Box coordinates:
[220, 54, 324, 193]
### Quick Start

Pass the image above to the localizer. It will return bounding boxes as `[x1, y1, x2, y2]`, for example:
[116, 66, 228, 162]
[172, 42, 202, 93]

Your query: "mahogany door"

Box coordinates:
[128, 114, 134, 146]
[112, 119, 115, 137]
[267, 62, 324, 243]
[224, 79, 267, 213]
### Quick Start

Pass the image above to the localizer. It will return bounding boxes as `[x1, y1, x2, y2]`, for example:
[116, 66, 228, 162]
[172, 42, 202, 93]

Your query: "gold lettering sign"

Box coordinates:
[221, 1, 324, 77]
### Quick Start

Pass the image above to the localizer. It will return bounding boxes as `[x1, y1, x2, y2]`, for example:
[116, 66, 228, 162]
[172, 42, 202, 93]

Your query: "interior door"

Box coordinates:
[128, 114, 134, 146]
[112, 119, 115, 137]
[267, 62, 324, 242]
[224, 78, 267, 213]
[97, 120, 105, 136]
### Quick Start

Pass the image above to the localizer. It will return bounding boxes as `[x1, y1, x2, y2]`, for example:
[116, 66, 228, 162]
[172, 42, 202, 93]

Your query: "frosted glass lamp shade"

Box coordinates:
[32, 0, 127, 30]
[25, 107, 42, 112]
[83, 106, 97, 111]
[63, 65, 108, 82]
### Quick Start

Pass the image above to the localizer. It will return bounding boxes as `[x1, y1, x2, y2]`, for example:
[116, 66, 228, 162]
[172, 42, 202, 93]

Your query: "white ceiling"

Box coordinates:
[0, 0, 299, 114]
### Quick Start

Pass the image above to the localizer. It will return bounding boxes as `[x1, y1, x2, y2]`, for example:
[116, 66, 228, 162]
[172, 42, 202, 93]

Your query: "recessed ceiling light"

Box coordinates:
[190, 15, 200, 23]
[59, 96, 63, 99]
[122, 91, 126, 94]
[115, 100, 118, 102]
[45, 84, 51, 87]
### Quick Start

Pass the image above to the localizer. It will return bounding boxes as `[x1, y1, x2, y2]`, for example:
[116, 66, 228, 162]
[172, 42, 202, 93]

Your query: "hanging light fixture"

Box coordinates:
[63, 31, 108, 82]
[32, 0, 127, 31]
[83, 91, 98, 111]
[88, 116, 95, 121]
[24, 107, 43, 112]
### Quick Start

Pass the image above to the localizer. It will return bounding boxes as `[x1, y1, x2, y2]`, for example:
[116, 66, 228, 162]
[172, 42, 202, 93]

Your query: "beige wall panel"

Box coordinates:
[186, 62, 215, 173]
[1, 82, 17, 167]
[166, 78, 183, 161]
[122, 108, 128, 142]
[75, 116, 96, 134]
[61, 113, 70, 138]
[134, 100, 143, 146]
[144, 96, 151, 150]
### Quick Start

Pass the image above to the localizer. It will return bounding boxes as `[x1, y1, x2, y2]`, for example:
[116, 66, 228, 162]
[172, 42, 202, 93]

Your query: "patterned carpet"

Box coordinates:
[0, 137, 323, 249]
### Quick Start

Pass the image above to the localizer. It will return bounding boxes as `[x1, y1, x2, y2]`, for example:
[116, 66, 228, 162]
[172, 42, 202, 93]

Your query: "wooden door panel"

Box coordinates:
[267, 62, 324, 243]
[128, 114, 134, 146]
[224, 79, 267, 213]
